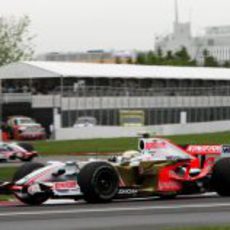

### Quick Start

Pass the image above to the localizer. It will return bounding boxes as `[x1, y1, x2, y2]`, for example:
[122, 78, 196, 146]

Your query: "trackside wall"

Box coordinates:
[54, 120, 230, 140]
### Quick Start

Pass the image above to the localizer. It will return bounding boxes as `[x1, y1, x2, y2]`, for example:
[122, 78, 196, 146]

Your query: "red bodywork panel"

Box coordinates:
[156, 142, 221, 193]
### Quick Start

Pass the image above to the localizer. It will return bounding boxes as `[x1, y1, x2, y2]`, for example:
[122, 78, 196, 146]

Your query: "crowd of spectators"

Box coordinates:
[2, 79, 230, 97]
[2, 80, 59, 95]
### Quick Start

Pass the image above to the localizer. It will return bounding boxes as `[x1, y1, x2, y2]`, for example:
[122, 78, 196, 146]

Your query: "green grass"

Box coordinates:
[0, 167, 18, 201]
[168, 132, 230, 145]
[0, 195, 13, 201]
[33, 137, 138, 155]
[0, 166, 18, 181]
[32, 132, 230, 156]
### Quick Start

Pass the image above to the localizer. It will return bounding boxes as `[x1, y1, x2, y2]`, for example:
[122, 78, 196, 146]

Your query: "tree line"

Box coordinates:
[134, 47, 230, 68]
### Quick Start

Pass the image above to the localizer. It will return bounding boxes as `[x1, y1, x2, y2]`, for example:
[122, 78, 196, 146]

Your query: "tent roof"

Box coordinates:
[0, 61, 230, 80]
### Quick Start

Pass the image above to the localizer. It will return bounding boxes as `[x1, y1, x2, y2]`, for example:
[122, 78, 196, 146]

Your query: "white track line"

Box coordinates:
[45, 199, 77, 205]
[0, 202, 230, 217]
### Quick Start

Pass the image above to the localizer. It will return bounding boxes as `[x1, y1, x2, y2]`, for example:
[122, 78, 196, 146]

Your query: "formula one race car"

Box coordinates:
[1, 134, 230, 205]
[0, 142, 38, 162]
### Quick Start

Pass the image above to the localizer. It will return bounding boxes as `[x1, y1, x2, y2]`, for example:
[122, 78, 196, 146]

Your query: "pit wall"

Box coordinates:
[54, 120, 230, 140]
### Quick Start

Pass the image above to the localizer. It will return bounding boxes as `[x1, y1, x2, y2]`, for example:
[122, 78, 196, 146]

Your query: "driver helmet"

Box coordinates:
[122, 150, 139, 160]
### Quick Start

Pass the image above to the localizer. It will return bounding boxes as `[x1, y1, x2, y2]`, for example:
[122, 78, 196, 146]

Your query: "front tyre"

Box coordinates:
[78, 162, 119, 203]
[211, 158, 230, 196]
[13, 162, 49, 205]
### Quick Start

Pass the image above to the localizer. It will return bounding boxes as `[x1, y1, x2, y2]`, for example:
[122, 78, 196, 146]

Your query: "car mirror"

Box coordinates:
[52, 168, 66, 177]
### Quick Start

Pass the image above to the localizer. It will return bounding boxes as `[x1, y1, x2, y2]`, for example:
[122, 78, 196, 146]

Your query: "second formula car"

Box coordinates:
[0, 142, 38, 162]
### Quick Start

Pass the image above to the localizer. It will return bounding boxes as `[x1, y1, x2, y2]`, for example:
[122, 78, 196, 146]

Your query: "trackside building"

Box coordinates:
[0, 61, 230, 138]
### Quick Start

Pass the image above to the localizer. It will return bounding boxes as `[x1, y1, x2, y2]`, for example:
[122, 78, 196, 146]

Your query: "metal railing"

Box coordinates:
[3, 93, 32, 103]
[53, 85, 230, 97]
[56, 86, 230, 127]
[3, 86, 230, 128]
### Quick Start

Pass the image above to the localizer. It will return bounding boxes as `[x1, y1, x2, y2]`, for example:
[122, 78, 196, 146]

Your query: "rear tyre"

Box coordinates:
[78, 161, 119, 203]
[13, 162, 49, 205]
[18, 143, 34, 152]
[211, 158, 230, 196]
[21, 157, 34, 162]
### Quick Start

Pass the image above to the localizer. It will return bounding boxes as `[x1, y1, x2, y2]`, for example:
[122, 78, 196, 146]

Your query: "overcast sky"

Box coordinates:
[1, 0, 230, 54]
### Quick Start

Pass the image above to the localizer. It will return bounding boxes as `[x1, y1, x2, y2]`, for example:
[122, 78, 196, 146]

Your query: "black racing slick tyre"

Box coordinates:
[18, 143, 34, 152]
[13, 162, 44, 182]
[21, 157, 34, 162]
[12, 162, 49, 205]
[78, 161, 119, 203]
[211, 158, 230, 196]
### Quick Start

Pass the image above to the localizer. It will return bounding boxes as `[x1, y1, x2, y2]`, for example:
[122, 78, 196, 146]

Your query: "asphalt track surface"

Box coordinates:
[1, 194, 230, 230]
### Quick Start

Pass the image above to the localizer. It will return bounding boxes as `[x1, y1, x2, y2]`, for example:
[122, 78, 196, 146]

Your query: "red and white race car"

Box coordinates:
[6, 116, 46, 140]
[1, 134, 230, 205]
[0, 142, 38, 162]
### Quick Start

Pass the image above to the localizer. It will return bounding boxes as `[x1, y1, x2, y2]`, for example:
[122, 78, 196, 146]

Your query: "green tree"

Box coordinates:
[202, 49, 219, 67]
[135, 47, 196, 66]
[126, 57, 133, 64]
[222, 61, 230, 68]
[136, 52, 146, 65]
[146, 51, 156, 65]
[0, 16, 34, 66]
[156, 47, 163, 59]
[172, 46, 196, 66]
[174, 46, 190, 63]
[165, 50, 174, 61]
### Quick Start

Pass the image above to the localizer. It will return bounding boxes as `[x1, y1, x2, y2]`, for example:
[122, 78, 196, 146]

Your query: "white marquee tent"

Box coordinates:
[0, 61, 230, 80]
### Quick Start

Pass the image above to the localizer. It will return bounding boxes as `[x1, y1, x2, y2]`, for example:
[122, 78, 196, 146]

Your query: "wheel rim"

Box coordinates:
[94, 168, 116, 196]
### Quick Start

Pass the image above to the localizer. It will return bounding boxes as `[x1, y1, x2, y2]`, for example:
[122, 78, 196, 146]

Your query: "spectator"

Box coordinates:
[22, 84, 29, 93]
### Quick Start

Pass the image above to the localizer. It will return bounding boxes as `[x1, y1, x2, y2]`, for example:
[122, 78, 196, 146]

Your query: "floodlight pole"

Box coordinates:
[60, 75, 64, 127]
[0, 78, 2, 141]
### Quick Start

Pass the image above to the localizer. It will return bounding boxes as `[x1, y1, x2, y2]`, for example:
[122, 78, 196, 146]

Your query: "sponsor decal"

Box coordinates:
[158, 181, 181, 191]
[118, 188, 138, 195]
[145, 141, 166, 150]
[186, 145, 222, 154]
[54, 181, 78, 190]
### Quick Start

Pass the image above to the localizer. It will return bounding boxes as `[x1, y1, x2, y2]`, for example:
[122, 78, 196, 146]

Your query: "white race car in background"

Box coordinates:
[0, 142, 38, 162]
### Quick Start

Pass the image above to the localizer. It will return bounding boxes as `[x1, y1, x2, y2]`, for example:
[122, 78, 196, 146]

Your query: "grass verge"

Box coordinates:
[0, 166, 18, 181]
[32, 132, 230, 156]
[0, 166, 18, 201]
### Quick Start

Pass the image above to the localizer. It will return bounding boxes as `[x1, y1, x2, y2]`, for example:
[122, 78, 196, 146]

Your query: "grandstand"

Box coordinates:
[0, 61, 230, 130]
